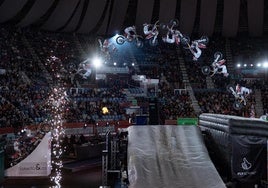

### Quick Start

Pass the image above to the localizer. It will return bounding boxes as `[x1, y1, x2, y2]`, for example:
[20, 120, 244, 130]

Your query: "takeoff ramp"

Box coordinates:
[127, 125, 226, 188]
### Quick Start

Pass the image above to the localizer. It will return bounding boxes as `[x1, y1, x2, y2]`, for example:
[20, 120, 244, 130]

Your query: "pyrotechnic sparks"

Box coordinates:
[47, 86, 69, 188]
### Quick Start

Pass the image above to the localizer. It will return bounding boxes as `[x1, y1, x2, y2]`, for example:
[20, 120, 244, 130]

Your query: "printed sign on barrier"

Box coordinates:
[5, 132, 51, 177]
[18, 162, 48, 175]
[232, 135, 267, 183]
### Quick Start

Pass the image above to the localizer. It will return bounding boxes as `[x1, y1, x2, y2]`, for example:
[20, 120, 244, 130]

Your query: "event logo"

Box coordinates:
[241, 157, 252, 170]
[19, 162, 48, 175]
[36, 163, 41, 170]
[236, 157, 256, 176]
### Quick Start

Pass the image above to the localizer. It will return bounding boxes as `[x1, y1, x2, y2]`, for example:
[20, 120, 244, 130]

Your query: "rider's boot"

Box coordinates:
[241, 96, 246, 105]
[153, 35, 157, 43]
[193, 56, 198, 61]
[98, 39, 102, 48]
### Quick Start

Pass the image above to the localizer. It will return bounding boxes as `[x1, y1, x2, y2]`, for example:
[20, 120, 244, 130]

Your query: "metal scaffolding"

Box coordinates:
[101, 131, 110, 187]
[100, 131, 123, 188]
[110, 139, 118, 170]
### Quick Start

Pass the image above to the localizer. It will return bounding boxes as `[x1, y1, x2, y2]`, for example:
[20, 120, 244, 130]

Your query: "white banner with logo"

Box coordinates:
[5, 132, 51, 177]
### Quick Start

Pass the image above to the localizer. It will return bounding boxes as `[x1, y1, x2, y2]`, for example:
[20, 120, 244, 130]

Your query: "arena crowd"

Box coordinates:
[0, 25, 267, 167]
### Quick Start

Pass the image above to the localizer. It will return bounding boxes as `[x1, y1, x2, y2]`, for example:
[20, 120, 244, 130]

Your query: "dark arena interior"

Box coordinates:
[0, 0, 268, 188]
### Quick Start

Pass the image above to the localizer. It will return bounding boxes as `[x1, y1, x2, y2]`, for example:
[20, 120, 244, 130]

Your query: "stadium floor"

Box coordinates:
[1, 163, 102, 188]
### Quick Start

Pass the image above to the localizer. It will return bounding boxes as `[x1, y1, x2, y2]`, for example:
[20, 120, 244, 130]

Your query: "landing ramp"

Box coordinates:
[127, 125, 226, 188]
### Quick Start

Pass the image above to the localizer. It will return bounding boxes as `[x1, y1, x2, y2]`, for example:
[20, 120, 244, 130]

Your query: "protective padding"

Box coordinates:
[199, 113, 268, 184]
[199, 113, 268, 137]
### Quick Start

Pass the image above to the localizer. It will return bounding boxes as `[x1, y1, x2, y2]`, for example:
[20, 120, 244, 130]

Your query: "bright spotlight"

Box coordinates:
[243, 64, 247, 67]
[102, 107, 109, 114]
[250, 64, 253, 67]
[237, 64, 241, 68]
[92, 57, 102, 68]
[263, 62, 268, 68]
[132, 63, 135, 66]
[257, 63, 261, 67]
[113, 62, 117, 66]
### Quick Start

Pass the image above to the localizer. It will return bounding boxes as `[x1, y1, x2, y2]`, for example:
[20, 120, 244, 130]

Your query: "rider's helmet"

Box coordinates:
[236, 83, 241, 92]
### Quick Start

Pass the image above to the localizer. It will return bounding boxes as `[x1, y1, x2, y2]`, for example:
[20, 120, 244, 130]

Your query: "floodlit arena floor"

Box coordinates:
[1, 166, 102, 188]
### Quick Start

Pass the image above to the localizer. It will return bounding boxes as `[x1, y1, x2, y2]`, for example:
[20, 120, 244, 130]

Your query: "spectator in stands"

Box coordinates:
[78, 134, 87, 145]
[13, 139, 20, 153]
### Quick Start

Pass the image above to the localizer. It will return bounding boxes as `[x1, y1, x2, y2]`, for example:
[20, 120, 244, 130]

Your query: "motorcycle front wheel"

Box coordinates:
[169, 19, 179, 27]
[201, 66, 211, 75]
[214, 51, 223, 60]
[181, 35, 190, 46]
[233, 101, 243, 110]
[116, 36, 125, 45]
[226, 84, 235, 94]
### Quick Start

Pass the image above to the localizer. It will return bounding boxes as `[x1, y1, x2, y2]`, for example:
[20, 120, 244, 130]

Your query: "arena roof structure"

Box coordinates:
[0, 0, 267, 37]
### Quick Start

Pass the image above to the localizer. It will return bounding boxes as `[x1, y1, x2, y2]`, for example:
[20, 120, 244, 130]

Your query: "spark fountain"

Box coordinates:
[48, 87, 69, 188]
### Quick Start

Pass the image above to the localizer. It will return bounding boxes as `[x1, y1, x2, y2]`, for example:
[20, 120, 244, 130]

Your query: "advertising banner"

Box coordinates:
[231, 135, 267, 183]
[177, 118, 198, 125]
